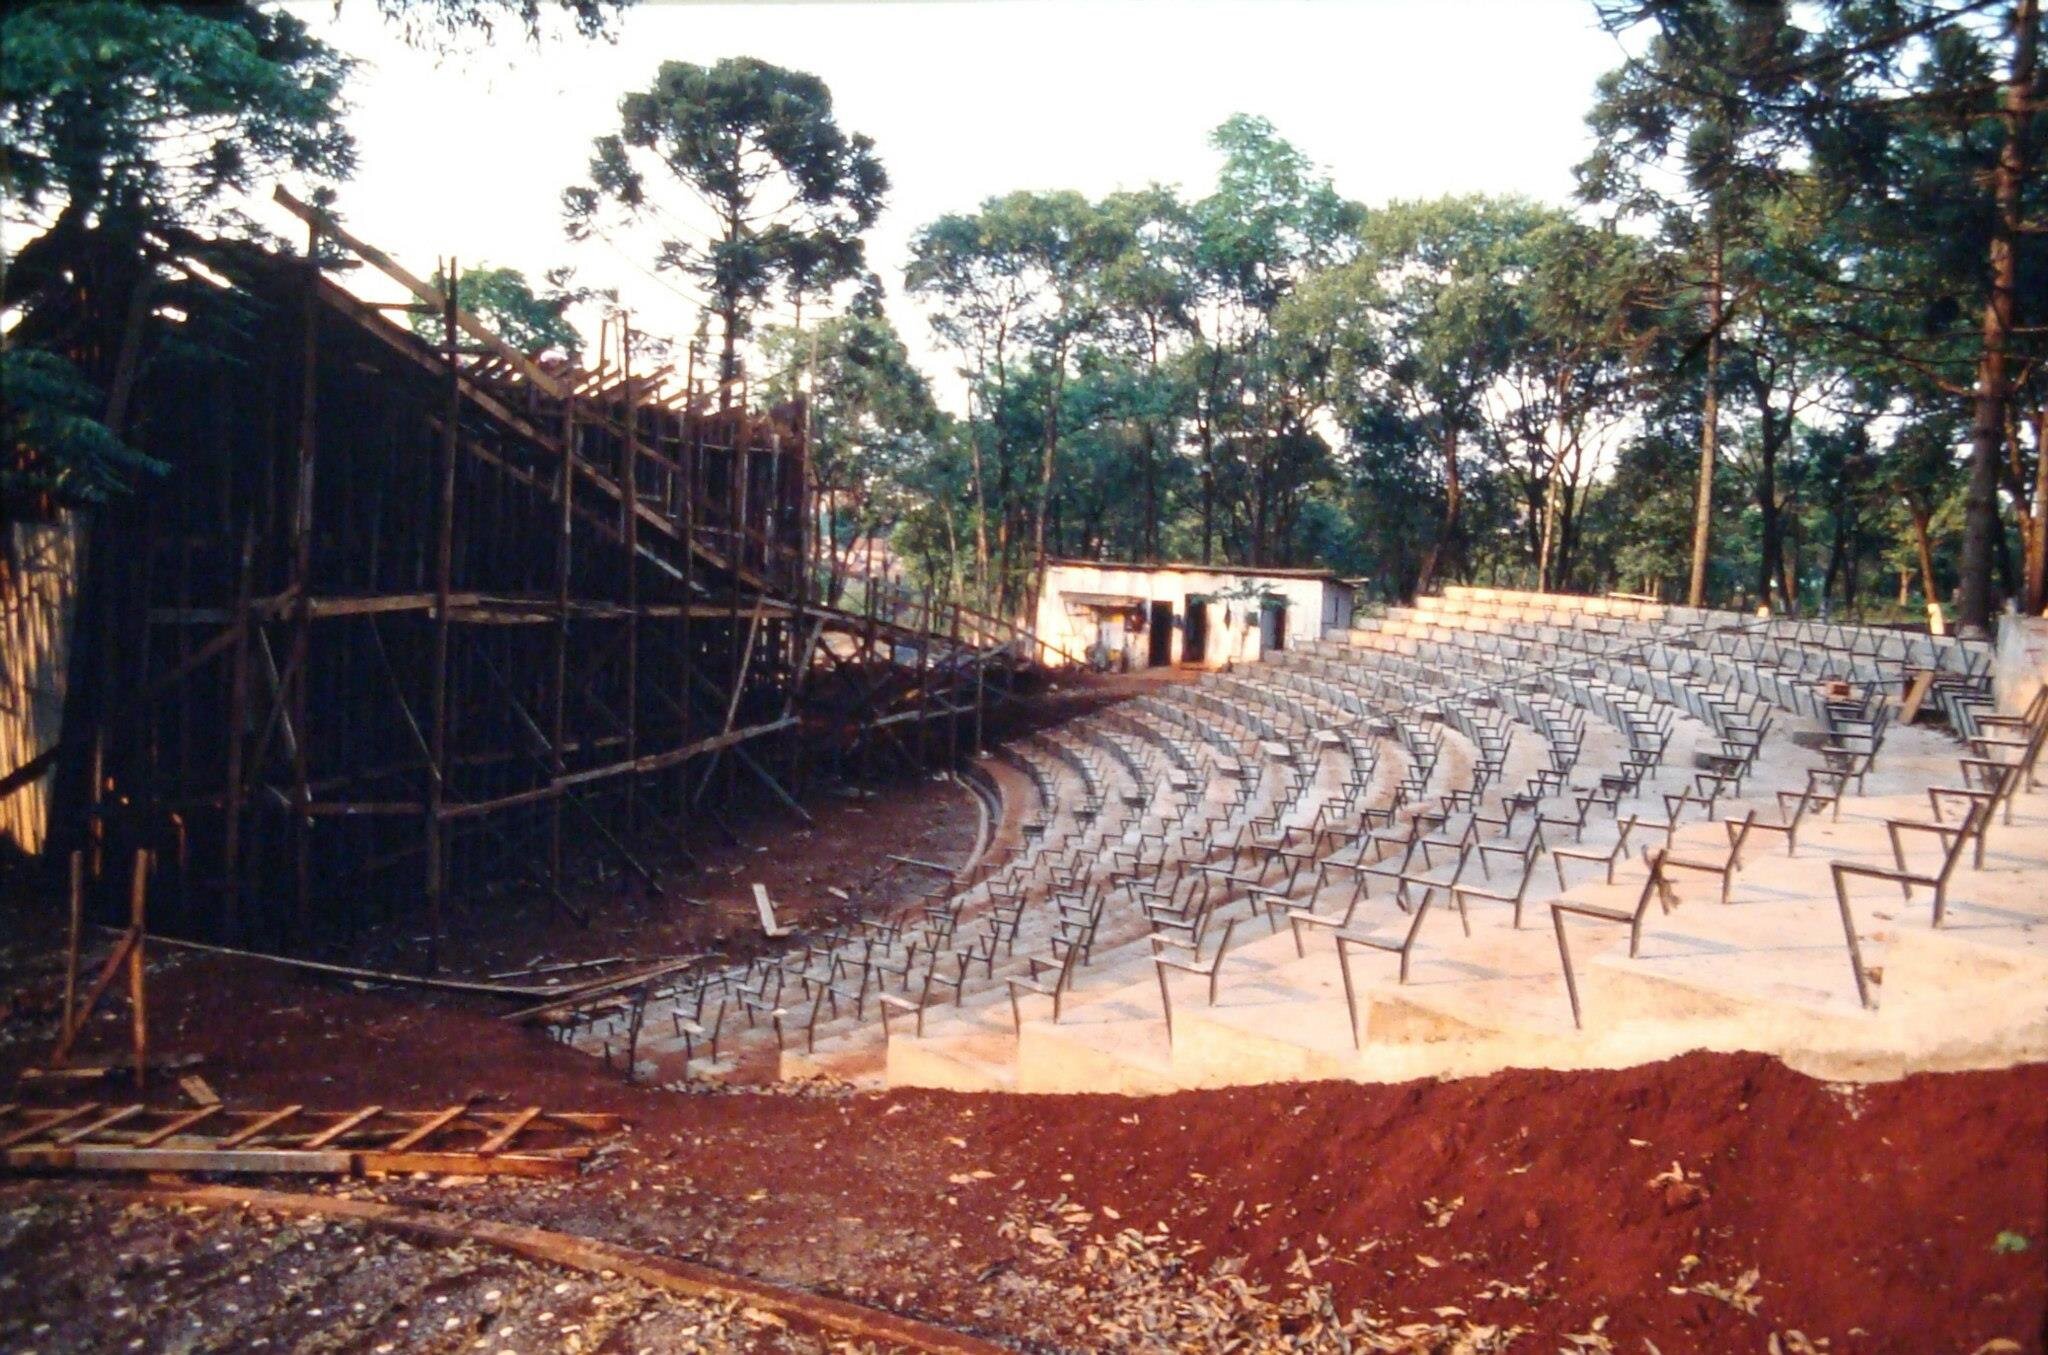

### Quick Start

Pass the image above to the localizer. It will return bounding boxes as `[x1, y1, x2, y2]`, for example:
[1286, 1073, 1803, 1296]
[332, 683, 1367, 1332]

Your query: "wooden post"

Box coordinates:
[948, 602, 962, 767]
[62, 852, 82, 1044]
[128, 850, 150, 1090]
[289, 216, 320, 942]
[551, 384, 576, 892]
[426, 262, 459, 972]
[622, 319, 640, 839]
[681, 390, 697, 818]
[220, 526, 255, 941]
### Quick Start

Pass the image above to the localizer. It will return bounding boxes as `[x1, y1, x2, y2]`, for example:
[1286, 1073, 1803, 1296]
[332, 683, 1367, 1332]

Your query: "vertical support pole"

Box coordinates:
[862, 532, 877, 783]
[551, 385, 576, 891]
[288, 217, 320, 944]
[622, 319, 640, 838]
[727, 421, 742, 796]
[220, 525, 254, 942]
[949, 602, 962, 768]
[128, 849, 150, 1090]
[62, 852, 83, 1045]
[426, 262, 459, 972]
[681, 392, 696, 817]
[921, 593, 937, 773]
[789, 406, 809, 799]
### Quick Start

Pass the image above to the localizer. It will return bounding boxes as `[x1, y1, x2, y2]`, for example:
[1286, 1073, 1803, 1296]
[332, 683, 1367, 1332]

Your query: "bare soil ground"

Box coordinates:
[1, 1190, 829, 1355]
[2, 672, 2043, 1353]
[319, 670, 1163, 985]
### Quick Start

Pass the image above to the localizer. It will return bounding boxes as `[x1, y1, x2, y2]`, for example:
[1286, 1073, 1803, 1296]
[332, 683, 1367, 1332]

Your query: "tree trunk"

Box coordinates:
[1143, 322, 1162, 560]
[1415, 423, 1462, 597]
[1910, 500, 1939, 607]
[1824, 509, 1847, 607]
[1687, 232, 1724, 608]
[1756, 400, 1785, 607]
[1960, 0, 2037, 632]
[1781, 516, 1801, 613]
[965, 372, 991, 610]
[1536, 438, 1564, 593]
[1028, 347, 1067, 619]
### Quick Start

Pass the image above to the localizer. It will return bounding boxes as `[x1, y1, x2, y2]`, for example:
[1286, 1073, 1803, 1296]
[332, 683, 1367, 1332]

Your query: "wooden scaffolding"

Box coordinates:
[12, 191, 1064, 963]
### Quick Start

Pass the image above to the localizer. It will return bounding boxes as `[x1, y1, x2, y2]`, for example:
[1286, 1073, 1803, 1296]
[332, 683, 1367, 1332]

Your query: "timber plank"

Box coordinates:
[57, 1105, 146, 1145]
[476, 1106, 540, 1155]
[302, 1105, 383, 1149]
[0, 1104, 99, 1150]
[135, 1104, 223, 1147]
[385, 1104, 468, 1152]
[219, 1104, 302, 1148]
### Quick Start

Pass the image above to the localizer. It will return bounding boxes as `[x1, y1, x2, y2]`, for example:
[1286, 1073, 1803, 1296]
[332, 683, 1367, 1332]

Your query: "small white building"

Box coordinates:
[1035, 559, 1353, 671]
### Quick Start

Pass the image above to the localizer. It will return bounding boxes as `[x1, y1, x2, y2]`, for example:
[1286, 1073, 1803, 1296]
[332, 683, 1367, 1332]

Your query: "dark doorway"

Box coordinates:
[1266, 600, 1287, 653]
[1148, 601, 1174, 666]
[1184, 597, 1207, 663]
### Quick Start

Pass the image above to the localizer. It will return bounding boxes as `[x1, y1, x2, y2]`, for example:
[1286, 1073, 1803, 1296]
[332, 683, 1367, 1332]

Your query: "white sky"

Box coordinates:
[262, 0, 1626, 405]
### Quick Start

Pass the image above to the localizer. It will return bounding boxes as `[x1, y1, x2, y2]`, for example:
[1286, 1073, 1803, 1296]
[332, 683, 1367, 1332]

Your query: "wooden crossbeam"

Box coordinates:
[476, 1106, 541, 1155]
[0, 1104, 100, 1150]
[135, 1104, 223, 1147]
[0, 1099, 617, 1180]
[47, 929, 137, 1066]
[302, 1105, 383, 1149]
[273, 187, 567, 401]
[386, 1104, 468, 1151]
[219, 1104, 302, 1148]
[57, 1104, 145, 1144]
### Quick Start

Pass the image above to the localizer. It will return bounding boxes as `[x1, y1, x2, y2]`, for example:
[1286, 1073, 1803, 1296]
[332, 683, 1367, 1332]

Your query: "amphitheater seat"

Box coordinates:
[1549, 850, 1677, 1028]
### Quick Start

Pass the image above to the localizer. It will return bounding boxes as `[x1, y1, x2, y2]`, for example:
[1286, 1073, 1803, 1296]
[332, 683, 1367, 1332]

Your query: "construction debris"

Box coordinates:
[0, 1101, 620, 1180]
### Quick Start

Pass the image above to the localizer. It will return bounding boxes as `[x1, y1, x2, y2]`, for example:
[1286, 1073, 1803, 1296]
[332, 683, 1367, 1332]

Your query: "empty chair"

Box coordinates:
[1004, 945, 1082, 1033]
[1549, 850, 1678, 1028]
[1553, 815, 1639, 888]
[1151, 919, 1240, 1045]
[1832, 802, 1987, 1008]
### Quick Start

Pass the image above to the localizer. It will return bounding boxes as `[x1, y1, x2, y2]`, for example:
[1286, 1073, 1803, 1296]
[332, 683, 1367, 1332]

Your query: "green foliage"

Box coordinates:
[760, 298, 939, 597]
[0, 1, 354, 232]
[565, 57, 887, 385]
[371, 0, 630, 47]
[410, 264, 594, 359]
[2, 348, 167, 509]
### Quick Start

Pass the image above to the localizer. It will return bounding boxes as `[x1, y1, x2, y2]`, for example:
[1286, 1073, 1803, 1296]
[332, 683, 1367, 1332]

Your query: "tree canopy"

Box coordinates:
[563, 56, 888, 397]
[8, 0, 2046, 630]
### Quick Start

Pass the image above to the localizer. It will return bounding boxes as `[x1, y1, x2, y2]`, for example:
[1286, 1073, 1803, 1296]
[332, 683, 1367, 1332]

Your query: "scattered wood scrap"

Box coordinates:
[122, 931, 561, 999]
[0, 1100, 621, 1180]
[752, 883, 795, 938]
[92, 1182, 1011, 1355]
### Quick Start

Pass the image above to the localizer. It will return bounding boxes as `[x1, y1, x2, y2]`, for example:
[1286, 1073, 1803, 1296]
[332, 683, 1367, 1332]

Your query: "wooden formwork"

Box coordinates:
[9, 192, 1060, 963]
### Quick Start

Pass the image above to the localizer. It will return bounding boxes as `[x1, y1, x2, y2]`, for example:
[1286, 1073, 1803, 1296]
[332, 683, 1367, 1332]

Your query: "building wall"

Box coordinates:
[1034, 564, 1337, 671]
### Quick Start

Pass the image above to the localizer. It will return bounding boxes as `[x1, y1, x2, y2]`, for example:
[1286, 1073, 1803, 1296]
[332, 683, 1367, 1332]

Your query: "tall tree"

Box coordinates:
[1581, 0, 1802, 606]
[1188, 115, 1363, 563]
[1093, 186, 1198, 561]
[907, 209, 1035, 604]
[1, 1, 354, 237]
[760, 289, 939, 603]
[2, 1, 354, 520]
[1283, 196, 1542, 595]
[563, 57, 887, 401]
[908, 191, 1127, 610]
